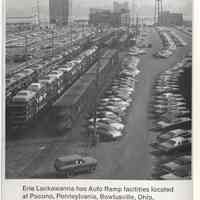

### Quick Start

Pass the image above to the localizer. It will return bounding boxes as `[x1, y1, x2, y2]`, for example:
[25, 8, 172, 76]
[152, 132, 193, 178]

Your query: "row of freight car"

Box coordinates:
[7, 45, 100, 128]
[6, 45, 84, 104]
[7, 30, 130, 130]
[48, 49, 119, 132]
[6, 28, 123, 104]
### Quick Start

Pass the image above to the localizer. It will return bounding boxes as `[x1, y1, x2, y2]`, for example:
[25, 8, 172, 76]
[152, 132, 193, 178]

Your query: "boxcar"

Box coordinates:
[51, 75, 96, 132]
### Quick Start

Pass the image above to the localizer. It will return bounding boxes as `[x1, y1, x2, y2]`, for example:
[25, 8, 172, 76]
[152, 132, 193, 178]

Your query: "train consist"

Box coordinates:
[7, 29, 129, 131]
[7, 45, 100, 128]
[6, 45, 83, 104]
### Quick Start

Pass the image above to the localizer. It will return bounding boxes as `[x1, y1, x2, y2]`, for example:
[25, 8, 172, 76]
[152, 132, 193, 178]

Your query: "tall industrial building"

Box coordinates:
[89, 1, 131, 27]
[158, 11, 183, 26]
[89, 8, 112, 26]
[113, 1, 130, 26]
[49, 0, 69, 25]
[113, 1, 129, 13]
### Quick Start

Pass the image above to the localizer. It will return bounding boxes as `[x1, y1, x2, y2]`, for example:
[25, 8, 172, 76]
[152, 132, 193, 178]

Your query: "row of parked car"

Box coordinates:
[175, 26, 192, 37]
[153, 28, 177, 58]
[168, 30, 187, 47]
[7, 45, 100, 129]
[84, 56, 140, 142]
[149, 55, 192, 180]
[128, 47, 147, 56]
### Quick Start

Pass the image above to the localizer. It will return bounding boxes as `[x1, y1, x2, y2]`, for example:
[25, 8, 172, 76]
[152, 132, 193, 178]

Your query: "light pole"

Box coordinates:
[70, 0, 73, 47]
[91, 54, 101, 146]
[24, 35, 28, 60]
[51, 30, 54, 57]
[37, 0, 40, 27]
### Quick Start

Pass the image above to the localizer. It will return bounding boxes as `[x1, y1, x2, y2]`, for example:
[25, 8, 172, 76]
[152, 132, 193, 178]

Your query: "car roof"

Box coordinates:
[160, 173, 181, 180]
[170, 136, 185, 142]
[56, 154, 82, 162]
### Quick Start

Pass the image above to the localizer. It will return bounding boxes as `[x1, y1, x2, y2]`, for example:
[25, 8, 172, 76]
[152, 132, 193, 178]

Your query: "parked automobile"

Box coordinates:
[157, 129, 191, 142]
[54, 154, 98, 177]
[159, 173, 189, 180]
[157, 136, 191, 153]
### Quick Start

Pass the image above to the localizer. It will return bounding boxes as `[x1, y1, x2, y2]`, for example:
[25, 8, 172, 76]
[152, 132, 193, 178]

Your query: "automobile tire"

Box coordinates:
[90, 166, 96, 173]
[66, 170, 74, 178]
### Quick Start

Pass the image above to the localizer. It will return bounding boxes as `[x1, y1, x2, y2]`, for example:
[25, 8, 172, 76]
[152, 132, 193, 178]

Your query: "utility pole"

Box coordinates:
[70, 0, 73, 47]
[24, 35, 28, 63]
[132, 0, 136, 26]
[161, 0, 163, 25]
[154, 0, 163, 25]
[37, 0, 40, 27]
[32, 7, 36, 26]
[92, 53, 101, 147]
[51, 30, 54, 57]
[154, 0, 157, 25]
[135, 15, 139, 41]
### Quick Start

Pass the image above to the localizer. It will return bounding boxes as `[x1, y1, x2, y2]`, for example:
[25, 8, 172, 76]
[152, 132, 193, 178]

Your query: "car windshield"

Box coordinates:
[18, 91, 29, 96]
[168, 140, 176, 145]
[29, 85, 39, 90]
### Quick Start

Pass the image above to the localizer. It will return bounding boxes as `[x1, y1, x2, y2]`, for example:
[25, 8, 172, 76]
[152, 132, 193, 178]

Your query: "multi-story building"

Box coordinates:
[170, 13, 183, 25]
[111, 12, 121, 27]
[89, 8, 112, 26]
[113, 1, 129, 13]
[113, 1, 130, 27]
[49, 0, 69, 25]
[159, 11, 183, 26]
[89, 1, 131, 27]
[120, 12, 131, 26]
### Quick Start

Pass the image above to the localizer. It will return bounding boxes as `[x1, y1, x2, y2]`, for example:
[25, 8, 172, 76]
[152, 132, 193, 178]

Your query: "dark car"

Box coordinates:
[157, 129, 189, 142]
[54, 154, 97, 177]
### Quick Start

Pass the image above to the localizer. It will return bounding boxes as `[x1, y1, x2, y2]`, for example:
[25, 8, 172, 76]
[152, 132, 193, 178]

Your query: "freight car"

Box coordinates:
[91, 30, 116, 48]
[50, 49, 119, 132]
[50, 75, 96, 131]
[7, 90, 38, 127]
[6, 68, 37, 104]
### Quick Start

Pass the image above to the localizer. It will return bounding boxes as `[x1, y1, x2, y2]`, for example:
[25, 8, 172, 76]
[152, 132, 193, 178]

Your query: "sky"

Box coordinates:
[6, 0, 192, 19]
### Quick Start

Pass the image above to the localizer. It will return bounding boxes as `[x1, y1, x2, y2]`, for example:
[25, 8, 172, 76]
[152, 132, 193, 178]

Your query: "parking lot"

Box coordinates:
[6, 26, 192, 179]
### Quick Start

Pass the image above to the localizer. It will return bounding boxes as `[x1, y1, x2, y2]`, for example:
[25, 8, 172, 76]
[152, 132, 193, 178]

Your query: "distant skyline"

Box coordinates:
[6, 0, 192, 20]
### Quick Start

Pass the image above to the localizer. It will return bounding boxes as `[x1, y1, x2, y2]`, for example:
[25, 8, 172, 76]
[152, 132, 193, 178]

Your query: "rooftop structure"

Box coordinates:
[49, 0, 69, 25]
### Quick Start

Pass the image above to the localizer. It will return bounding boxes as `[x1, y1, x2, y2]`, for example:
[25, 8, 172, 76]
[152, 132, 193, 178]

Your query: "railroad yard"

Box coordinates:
[6, 24, 192, 179]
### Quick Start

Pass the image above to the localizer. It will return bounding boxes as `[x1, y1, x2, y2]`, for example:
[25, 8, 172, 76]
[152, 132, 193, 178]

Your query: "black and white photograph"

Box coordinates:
[5, 0, 192, 180]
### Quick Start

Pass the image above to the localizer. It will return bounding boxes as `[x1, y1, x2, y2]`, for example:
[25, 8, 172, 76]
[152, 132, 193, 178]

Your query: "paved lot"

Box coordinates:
[6, 27, 192, 179]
